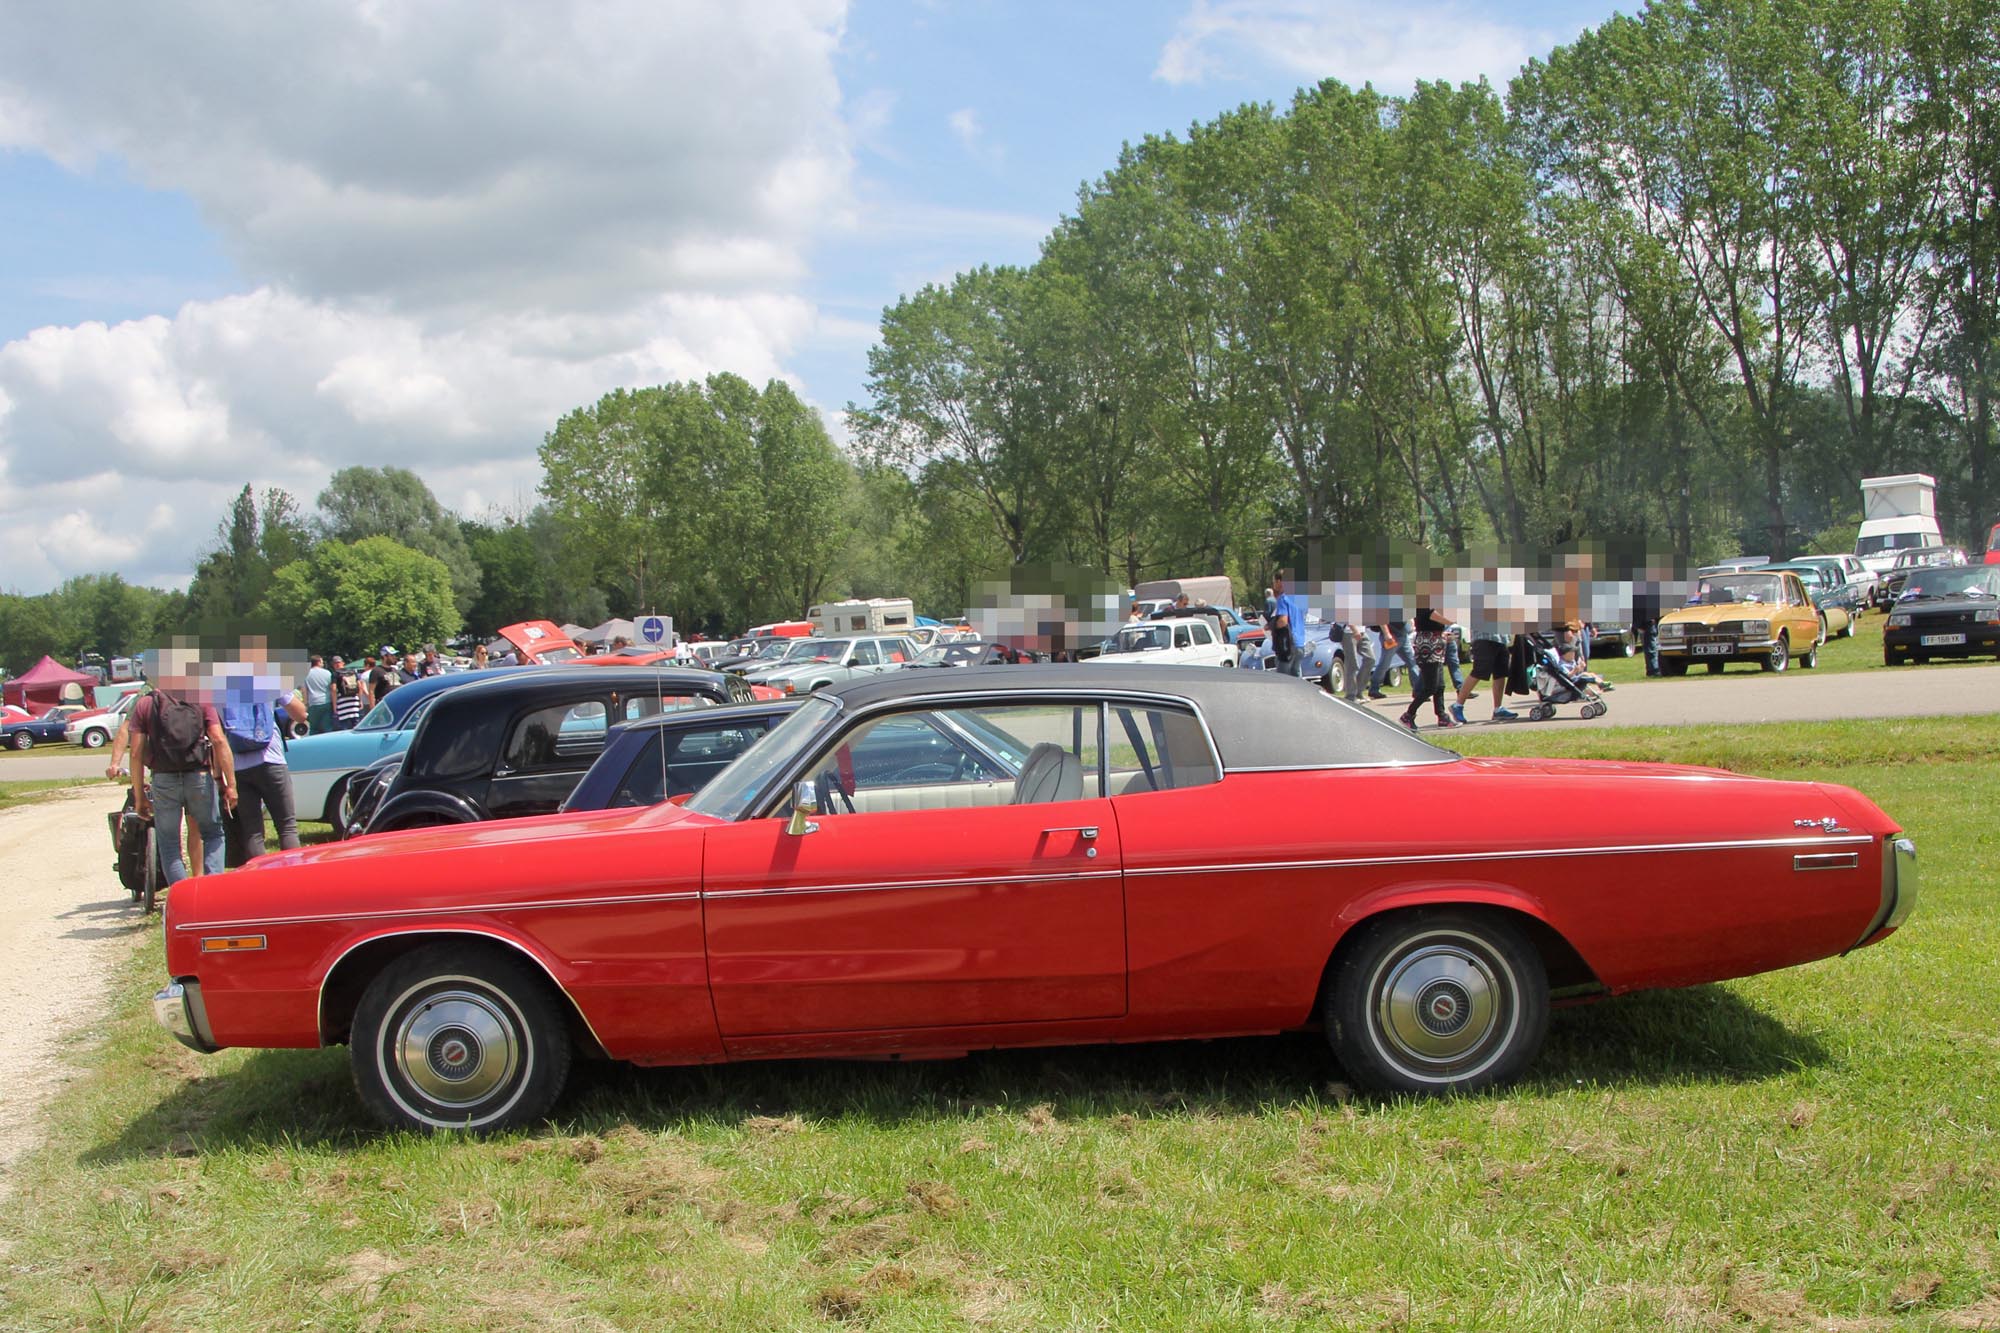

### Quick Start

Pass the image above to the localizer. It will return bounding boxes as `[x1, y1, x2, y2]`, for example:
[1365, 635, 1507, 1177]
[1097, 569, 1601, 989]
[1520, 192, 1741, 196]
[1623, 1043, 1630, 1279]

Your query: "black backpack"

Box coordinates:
[147, 692, 210, 773]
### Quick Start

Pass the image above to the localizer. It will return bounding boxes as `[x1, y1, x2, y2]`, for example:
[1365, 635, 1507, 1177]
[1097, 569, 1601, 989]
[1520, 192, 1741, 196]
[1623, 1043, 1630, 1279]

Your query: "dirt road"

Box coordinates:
[0, 785, 149, 1189]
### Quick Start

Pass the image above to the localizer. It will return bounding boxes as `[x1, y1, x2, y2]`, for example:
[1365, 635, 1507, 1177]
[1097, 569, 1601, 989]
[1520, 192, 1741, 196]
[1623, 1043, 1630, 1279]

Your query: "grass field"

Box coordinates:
[2, 718, 1996, 1331]
[0, 777, 100, 813]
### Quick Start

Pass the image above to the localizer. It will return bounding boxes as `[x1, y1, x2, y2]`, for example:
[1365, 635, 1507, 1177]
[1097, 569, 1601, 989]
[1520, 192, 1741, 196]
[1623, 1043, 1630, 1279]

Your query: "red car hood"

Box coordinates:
[250, 800, 712, 871]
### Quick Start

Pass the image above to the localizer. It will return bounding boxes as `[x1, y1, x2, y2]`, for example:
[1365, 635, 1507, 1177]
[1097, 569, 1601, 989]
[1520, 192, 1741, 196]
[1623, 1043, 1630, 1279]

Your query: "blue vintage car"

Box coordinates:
[287, 668, 526, 830]
[1239, 605, 1402, 696]
[2, 705, 88, 750]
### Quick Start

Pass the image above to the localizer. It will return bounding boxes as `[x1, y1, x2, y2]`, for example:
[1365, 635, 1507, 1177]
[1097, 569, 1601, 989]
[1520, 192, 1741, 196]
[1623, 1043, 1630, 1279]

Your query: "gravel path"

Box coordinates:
[1355, 658, 2000, 731]
[0, 784, 148, 1193]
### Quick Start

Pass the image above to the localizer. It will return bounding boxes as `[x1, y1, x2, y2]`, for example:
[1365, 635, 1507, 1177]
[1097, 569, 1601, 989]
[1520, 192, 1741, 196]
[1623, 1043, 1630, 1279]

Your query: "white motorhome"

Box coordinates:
[809, 597, 917, 637]
[1856, 474, 1944, 579]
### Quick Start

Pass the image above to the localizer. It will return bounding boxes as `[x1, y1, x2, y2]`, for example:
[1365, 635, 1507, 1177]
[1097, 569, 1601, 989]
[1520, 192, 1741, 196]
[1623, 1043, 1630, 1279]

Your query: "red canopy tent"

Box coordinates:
[3, 656, 98, 715]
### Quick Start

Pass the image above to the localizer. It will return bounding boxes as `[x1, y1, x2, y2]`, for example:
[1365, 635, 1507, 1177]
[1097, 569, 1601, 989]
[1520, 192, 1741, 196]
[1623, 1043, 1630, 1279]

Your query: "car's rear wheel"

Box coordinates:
[11, 732, 33, 750]
[351, 943, 571, 1133]
[1764, 634, 1790, 672]
[1325, 909, 1548, 1095]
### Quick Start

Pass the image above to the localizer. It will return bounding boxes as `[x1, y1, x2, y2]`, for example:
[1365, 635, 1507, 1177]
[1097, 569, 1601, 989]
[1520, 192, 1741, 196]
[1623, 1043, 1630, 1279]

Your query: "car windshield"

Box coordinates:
[685, 695, 839, 821]
[914, 644, 981, 665]
[1901, 567, 2000, 600]
[537, 646, 582, 663]
[1109, 625, 1171, 653]
[1857, 531, 1932, 556]
[1695, 573, 1783, 605]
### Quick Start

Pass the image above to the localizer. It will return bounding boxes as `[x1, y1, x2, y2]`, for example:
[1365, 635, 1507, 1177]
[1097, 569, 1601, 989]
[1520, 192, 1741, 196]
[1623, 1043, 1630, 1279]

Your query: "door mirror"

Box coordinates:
[786, 779, 820, 836]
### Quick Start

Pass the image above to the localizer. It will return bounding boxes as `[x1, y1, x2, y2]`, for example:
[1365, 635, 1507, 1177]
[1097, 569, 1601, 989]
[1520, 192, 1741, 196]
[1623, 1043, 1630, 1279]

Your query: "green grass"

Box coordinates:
[3, 718, 1997, 1330]
[0, 777, 101, 812]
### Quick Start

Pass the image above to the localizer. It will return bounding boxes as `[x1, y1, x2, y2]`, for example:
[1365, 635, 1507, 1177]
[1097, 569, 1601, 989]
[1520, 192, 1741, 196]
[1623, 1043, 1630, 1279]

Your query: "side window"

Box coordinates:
[1174, 625, 1192, 648]
[503, 700, 607, 770]
[851, 640, 880, 666]
[1191, 622, 1215, 645]
[800, 704, 1090, 814]
[883, 640, 911, 664]
[1104, 704, 1220, 796]
[623, 693, 701, 721]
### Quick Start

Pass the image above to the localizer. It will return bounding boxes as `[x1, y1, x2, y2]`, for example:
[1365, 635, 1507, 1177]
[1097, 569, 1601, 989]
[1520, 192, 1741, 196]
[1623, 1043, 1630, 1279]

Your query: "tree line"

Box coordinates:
[855, 0, 1996, 591]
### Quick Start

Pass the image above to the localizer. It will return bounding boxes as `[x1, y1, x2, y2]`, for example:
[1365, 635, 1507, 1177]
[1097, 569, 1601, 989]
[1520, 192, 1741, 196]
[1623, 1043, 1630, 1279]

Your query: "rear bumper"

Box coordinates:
[153, 980, 221, 1054]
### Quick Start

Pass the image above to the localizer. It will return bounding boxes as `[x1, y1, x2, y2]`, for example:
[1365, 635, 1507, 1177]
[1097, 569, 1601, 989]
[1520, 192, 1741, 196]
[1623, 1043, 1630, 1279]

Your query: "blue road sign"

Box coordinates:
[639, 615, 667, 645]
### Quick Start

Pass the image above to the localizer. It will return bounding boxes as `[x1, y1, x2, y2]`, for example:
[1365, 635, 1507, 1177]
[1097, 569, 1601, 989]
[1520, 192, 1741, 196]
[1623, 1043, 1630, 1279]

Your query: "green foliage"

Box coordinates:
[539, 375, 850, 631]
[316, 467, 482, 617]
[262, 536, 460, 656]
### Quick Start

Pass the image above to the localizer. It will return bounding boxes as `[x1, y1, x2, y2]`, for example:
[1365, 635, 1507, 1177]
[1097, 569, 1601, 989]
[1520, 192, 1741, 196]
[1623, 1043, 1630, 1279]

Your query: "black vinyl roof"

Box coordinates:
[822, 665, 1448, 770]
[425, 664, 743, 708]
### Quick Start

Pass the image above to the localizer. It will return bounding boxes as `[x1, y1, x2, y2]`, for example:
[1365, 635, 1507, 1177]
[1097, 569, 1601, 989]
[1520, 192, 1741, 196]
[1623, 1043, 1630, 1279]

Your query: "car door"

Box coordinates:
[482, 695, 613, 818]
[700, 700, 1126, 1038]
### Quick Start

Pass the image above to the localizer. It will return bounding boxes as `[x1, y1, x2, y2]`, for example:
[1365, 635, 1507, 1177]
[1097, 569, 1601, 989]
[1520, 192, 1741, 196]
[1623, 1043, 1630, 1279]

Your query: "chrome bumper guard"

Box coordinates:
[1885, 836, 1918, 930]
[152, 981, 220, 1054]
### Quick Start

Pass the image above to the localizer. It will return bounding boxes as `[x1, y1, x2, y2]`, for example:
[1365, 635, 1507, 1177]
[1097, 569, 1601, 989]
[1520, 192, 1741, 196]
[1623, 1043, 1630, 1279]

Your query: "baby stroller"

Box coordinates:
[107, 786, 167, 915]
[1526, 633, 1609, 721]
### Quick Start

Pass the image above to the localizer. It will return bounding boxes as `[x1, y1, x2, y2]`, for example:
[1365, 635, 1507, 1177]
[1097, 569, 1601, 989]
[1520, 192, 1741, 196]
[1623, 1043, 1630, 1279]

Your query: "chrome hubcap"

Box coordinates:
[394, 988, 520, 1107]
[1375, 940, 1509, 1076]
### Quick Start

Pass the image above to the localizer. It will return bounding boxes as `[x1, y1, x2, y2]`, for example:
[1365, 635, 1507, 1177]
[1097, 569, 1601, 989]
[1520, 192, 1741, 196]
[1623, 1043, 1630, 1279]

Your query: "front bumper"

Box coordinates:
[1883, 626, 2000, 657]
[1852, 836, 1919, 950]
[153, 980, 221, 1054]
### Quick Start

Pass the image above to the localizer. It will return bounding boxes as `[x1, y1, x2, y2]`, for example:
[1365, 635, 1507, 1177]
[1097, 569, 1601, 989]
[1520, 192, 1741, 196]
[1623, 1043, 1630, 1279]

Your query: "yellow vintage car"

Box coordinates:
[1657, 569, 1825, 674]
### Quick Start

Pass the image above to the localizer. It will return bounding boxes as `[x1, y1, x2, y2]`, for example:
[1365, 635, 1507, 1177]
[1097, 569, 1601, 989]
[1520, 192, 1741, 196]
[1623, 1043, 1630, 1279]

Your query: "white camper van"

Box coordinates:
[1856, 474, 1944, 583]
[809, 597, 918, 637]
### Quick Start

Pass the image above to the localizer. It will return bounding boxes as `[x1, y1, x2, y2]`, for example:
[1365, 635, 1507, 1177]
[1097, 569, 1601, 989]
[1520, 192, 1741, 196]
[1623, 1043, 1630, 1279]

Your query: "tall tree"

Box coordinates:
[316, 466, 481, 616]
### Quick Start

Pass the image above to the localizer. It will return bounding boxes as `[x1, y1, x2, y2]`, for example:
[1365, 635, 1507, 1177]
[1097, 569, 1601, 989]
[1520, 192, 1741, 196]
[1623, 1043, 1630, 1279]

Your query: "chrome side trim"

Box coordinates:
[1123, 833, 1874, 879]
[707, 868, 1123, 901]
[1793, 852, 1859, 872]
[314, 927, 612, 1055]
[178, 889, 699, 933]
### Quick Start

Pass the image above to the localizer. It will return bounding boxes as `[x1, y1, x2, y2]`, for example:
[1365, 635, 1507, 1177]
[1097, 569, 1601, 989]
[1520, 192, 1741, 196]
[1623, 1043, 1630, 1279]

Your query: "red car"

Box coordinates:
[153, 667, 1916, 1132]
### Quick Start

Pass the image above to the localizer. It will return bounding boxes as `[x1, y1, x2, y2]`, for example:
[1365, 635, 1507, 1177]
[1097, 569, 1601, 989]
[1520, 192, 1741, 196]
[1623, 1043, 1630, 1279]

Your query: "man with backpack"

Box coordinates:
[130, 649, 237, 883]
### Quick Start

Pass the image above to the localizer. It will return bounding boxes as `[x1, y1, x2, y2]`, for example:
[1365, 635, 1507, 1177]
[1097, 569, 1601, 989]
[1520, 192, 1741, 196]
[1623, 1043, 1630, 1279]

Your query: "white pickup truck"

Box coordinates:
[1086, 617, 1237, 668]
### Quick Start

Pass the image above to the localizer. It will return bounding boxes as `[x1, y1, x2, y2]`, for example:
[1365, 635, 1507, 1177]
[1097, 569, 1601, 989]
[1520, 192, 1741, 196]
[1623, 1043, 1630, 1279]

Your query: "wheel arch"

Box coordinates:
[1316, 889, 1602, 1010]
[317, 929, 607, 1059]
[367, 790, 481, 833]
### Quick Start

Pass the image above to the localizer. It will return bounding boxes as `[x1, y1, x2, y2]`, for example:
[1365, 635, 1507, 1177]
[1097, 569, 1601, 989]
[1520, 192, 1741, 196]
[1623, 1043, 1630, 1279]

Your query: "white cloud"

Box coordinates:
[947, 107, 1004, 168]
[0, 2, 854, 315]
[0, 2, 861, 595]
[1156, 0, 1541, 92]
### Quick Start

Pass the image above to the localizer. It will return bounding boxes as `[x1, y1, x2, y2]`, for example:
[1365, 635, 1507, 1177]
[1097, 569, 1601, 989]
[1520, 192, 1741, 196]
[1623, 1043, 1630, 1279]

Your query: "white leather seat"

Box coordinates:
[1013, 743, 1082, 805]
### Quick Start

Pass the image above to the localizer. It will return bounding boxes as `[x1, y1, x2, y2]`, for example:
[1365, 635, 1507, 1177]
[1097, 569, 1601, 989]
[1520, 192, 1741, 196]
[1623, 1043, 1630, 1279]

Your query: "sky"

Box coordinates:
[0, 0, 1621, 594]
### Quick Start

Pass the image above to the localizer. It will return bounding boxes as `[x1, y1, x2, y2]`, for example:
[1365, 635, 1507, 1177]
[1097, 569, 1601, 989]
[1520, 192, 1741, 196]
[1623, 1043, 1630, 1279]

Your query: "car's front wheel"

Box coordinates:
[1324, 909, 1549, 1095]
[351, 943, 571, 1133]
[81, 728, 108, 749]
[1763, 634, 1790, 673]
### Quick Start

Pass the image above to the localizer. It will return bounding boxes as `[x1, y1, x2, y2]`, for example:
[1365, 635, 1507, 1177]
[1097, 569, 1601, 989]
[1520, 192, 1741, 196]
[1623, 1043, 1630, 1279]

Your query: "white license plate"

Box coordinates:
[1921, 633, 1967, 646]
[1691, 643, 1733, 656]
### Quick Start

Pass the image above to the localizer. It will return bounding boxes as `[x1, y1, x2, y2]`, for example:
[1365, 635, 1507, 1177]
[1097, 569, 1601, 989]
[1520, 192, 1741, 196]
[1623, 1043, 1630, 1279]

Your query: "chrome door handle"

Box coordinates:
[1043, 825, 1099, 858]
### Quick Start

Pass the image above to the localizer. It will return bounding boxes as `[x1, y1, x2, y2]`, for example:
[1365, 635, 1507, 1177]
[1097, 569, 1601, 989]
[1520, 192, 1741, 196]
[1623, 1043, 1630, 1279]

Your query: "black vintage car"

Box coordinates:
[358, 665, 753, 835]
[1882, 564, 2000, 665]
